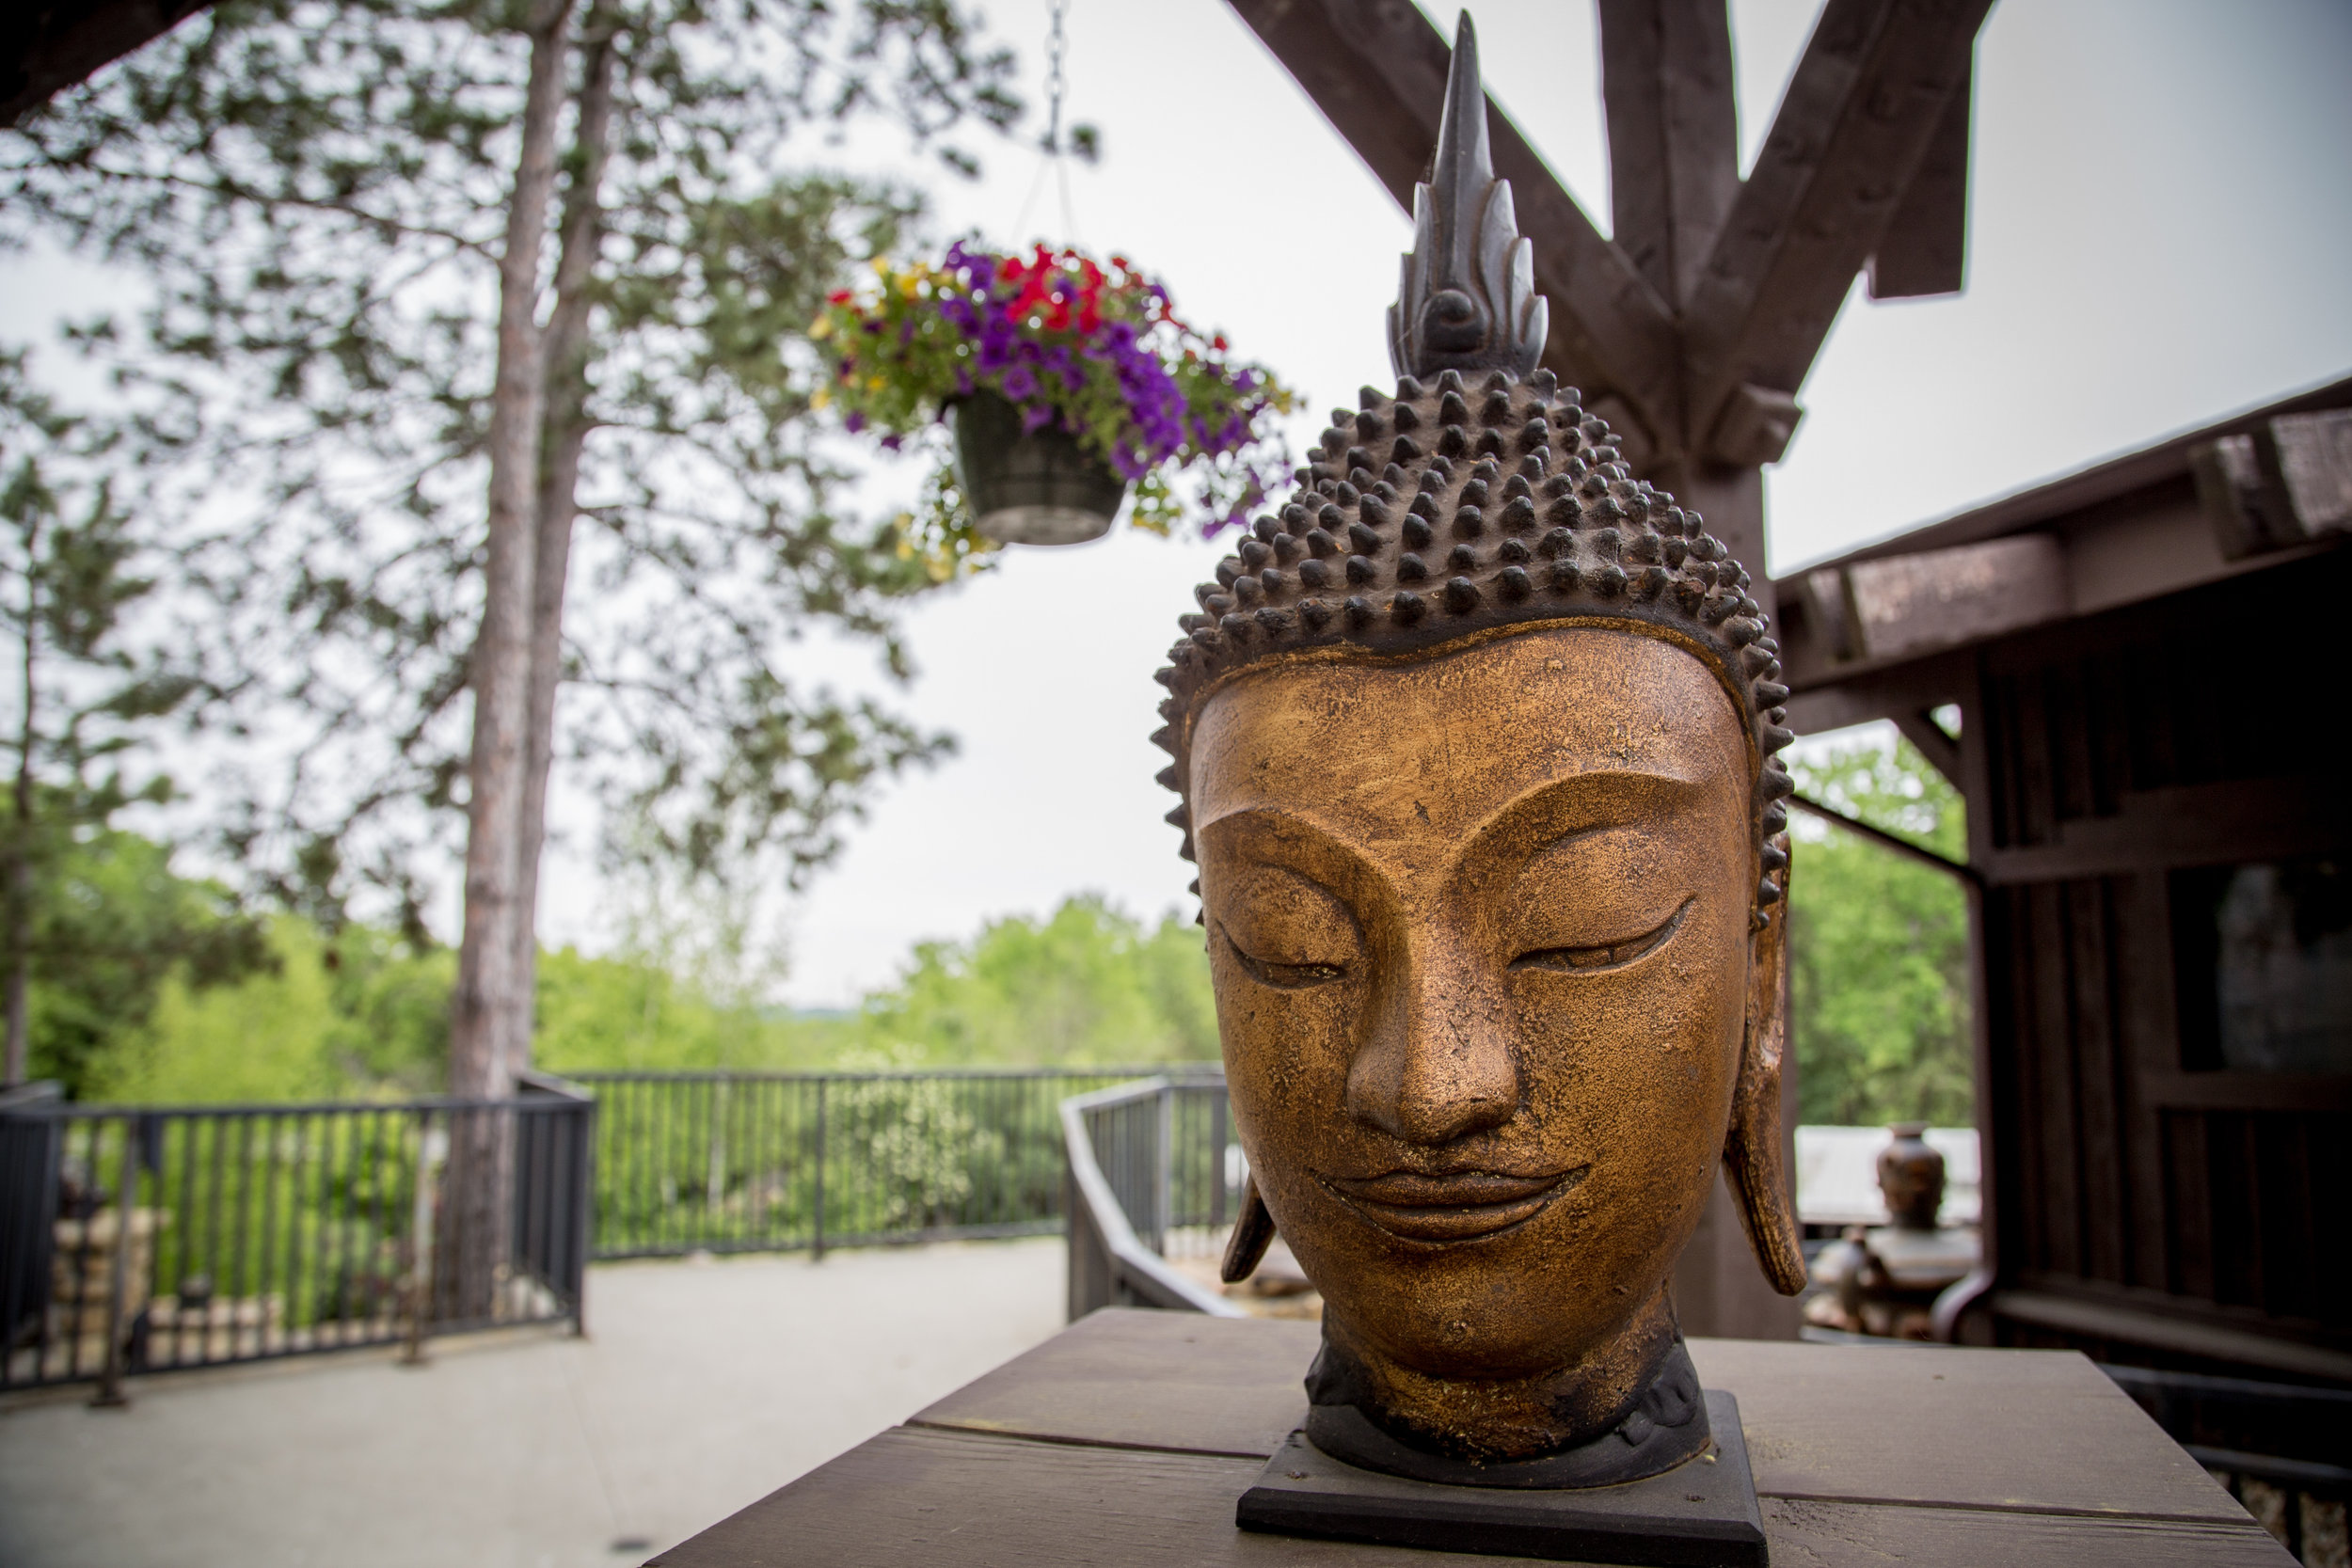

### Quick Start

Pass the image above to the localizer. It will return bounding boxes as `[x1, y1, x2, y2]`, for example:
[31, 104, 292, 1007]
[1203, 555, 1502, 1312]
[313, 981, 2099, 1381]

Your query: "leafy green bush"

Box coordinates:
[20, 829, 271, 1097]
[859, 894, 1216, 1066]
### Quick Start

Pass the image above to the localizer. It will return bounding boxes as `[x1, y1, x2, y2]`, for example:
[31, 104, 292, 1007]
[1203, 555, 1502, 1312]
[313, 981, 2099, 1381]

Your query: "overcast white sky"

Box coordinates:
[10, 0, 2352, 1006]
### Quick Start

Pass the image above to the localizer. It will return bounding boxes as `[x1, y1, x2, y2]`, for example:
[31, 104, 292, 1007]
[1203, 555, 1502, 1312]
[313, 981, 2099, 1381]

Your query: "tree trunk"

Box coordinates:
[450, 0, 577, 1103]
[3, 550, 33, 1090]
[505, 9, 620, 1077]
[442, 0, 576, 1323]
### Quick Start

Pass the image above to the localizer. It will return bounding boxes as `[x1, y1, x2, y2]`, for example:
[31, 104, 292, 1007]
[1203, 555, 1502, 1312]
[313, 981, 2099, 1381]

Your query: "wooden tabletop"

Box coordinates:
[649, 1307, 2293, 1566]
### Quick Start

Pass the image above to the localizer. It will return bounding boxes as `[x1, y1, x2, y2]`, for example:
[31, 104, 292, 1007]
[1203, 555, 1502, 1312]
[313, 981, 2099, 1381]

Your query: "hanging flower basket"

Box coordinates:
[812, 244, 1295, 546]
[949, 388, 1129, 545]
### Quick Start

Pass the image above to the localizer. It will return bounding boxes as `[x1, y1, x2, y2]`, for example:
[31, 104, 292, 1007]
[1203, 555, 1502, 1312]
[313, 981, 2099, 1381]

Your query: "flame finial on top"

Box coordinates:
[1389, 12, 1549, 382]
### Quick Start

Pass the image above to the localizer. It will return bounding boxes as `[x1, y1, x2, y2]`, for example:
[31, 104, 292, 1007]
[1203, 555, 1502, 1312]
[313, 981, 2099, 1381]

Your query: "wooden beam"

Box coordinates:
[1223, 0, 1682, 448]
[1597, 0, 1740, 311]
[2, 0, 212, 126]
[1868, 52, 1973, 299]
[1891, 708, 1963, 789]
[1683, 0, 1989, 456]
[1791, 792, 1979, 884]
[1843, 534, 2069, 664]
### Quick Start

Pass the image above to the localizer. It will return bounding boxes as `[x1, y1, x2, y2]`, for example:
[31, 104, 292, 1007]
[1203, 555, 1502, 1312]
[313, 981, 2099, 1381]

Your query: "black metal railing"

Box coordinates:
[572, 1068, 1169, 1259]
[2102, 1364, 2350, 1564]
[1062, 1072, 1246, 1319]
[0, 1074, 592, 1396]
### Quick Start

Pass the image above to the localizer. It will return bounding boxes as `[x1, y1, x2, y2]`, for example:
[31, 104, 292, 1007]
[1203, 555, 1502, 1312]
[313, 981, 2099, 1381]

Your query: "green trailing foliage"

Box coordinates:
[1788, 736, 1975, 1129]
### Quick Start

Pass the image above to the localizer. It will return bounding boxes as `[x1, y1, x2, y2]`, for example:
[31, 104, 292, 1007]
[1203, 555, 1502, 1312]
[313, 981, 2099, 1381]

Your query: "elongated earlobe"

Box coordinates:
[1221, 1172, 1279, 1284]
[1724, 906, 1806, 1294]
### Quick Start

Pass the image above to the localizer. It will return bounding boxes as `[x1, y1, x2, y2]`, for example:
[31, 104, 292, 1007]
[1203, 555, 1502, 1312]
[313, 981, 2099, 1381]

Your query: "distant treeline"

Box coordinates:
[29, 859, 1217, 1101]
[28, 738, 1966, 1127]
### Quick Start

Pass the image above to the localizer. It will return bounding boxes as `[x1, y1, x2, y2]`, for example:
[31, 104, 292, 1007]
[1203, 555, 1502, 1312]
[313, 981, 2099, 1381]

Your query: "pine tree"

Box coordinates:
[0, 366, 210, 1086]
[2, 0, 1021, 1106]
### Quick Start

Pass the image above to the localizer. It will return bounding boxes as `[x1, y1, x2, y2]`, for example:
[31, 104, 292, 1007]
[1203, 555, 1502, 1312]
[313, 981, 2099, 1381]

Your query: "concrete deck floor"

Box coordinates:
[0, 1238, 1068, 1568]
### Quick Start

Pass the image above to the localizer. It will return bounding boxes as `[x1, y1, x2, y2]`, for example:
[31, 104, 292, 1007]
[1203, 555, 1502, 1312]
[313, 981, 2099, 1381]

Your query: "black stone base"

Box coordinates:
[1235, 1390, 1768, 1567]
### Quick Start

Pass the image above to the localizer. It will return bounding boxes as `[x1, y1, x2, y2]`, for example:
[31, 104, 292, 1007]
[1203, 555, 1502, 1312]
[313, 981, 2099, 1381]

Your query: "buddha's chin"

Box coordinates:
[1314, 1285, 1681, 1459]
[1315, 1261, 1655, 1382]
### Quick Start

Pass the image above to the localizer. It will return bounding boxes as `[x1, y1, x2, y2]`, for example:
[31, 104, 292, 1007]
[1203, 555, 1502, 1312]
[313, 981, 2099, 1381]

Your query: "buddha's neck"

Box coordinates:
[1317, 1288, 1678, 1462]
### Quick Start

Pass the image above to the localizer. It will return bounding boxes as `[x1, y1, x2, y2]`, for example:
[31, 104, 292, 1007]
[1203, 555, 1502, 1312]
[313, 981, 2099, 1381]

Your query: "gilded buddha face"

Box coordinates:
[1190, 623, 1770, 1465]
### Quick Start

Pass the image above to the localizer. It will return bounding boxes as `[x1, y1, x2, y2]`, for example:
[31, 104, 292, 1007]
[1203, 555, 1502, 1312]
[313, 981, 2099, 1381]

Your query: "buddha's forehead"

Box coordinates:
[1190, 626, 1749, 846]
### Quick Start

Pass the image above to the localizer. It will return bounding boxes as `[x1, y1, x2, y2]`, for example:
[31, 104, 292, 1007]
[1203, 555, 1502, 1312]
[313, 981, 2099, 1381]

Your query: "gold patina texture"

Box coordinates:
[1193, 626, 1796, 1462]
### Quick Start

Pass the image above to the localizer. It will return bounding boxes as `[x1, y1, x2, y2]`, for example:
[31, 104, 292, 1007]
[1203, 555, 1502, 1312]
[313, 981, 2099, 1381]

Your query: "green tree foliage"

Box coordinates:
[83, 888, 1211, 1100]
[18, 827, 270, 1097]
[0, 0, 1018, 935]
[0, 368, 264, 1086]
[87, 908, 832, 1099]
[1788, 736, 1974, 1128]
[859, 895, 1216, 1066]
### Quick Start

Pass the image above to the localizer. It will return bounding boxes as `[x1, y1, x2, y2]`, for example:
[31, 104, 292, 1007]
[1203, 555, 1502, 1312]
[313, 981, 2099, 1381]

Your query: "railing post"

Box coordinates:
[707, 1077, 728, 1218]
[1210, 1086, 1230, 1231]
[810, 1078, 827, 1262]
[90, 1116, 140, 1408]
[404, 1111, 443, 1366]
[571, 1094, 594, 1338]
[1152, 1084, 1173, 1259]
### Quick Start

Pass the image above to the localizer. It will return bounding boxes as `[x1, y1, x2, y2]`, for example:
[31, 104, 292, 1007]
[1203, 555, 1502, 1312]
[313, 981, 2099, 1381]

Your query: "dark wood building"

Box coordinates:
[1779, 377, 2352, 1386]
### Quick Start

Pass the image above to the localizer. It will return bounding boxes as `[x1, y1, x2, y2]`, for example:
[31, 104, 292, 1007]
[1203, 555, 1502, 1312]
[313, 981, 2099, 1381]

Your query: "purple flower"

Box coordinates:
[845, 412, 867, 434]
[1001, 365, 1039, 400]
[880, 434, 904, 451]
[1021, 402, 1055, 434]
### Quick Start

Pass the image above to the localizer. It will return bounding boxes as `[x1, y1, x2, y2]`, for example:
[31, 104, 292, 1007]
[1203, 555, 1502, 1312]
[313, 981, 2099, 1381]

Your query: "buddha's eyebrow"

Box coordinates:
[1469, 769, 1709, 859]
[1194, 807, 1394, 901]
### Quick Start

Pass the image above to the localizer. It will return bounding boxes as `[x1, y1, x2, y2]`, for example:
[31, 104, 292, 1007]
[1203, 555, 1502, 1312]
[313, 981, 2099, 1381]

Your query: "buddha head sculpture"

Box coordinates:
[1149, 13, 1805, 1488]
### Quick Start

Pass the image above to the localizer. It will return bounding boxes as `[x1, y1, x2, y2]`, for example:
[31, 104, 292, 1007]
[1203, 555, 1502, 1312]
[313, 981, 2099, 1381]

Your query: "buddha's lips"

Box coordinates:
[1321, 1166, 1587, 1243]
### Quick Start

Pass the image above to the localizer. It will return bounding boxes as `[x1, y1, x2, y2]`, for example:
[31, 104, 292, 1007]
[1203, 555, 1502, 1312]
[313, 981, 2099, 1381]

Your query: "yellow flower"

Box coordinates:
[810, 317, 834, 341]
[811, 387, 832, 410]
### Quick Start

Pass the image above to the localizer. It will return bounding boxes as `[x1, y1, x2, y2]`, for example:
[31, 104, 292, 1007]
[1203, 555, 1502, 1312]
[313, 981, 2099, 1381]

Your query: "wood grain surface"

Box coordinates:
[660, 1309, 2291, 1567]
[651, 1424, 2287, 1568]
[910, 1305, 1320, 1458]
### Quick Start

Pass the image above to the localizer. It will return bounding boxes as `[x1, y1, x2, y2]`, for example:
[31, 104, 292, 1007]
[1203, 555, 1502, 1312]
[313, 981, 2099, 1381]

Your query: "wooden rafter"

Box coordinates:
[2, 0, 213, 125]
[1597, 0, 1739, 311]
[1225, 0, 1679, 444]
[1681, 0, 1987, 452]
[1227, 0, 1986, 472]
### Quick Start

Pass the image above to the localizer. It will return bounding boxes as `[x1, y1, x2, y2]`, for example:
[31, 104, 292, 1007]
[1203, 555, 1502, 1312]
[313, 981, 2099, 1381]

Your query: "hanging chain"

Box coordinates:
[1041, 0, 1068, 154]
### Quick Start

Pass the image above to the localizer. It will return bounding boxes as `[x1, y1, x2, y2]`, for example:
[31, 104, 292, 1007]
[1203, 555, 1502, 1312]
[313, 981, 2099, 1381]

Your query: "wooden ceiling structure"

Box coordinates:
[1237, 2, 2352, 1400]
[1, 0, 209, 126]
[1226, 0, 1988, 620]
[1228, 0, 1993, 1340]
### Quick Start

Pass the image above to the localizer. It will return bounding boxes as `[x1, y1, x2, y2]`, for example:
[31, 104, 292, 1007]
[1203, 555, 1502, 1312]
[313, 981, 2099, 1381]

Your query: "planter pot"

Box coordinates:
[1876, 1123, 1946, 1229]
[950, 389, 1129, 546]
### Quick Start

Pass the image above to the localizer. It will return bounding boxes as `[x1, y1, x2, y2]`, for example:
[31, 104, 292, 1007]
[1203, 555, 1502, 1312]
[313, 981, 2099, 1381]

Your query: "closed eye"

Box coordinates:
[1510, 898, 1692, 974]
[1220, 925, 1347, 990]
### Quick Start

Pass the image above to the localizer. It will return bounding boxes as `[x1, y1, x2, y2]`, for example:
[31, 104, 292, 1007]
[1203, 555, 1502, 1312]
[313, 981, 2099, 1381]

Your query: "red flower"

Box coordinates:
[1212, 334, 1229, 352]
[826, 290, 853, 305]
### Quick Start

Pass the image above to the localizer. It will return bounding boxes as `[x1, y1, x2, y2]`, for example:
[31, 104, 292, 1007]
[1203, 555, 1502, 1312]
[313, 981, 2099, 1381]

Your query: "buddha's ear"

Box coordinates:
[1724, 898, 1807, 1295]
[1221, 1172, 1278, 1283]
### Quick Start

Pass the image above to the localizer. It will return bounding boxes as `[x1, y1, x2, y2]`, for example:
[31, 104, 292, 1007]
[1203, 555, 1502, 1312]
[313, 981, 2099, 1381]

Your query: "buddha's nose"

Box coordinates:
[1344, 941, 1518, 1145]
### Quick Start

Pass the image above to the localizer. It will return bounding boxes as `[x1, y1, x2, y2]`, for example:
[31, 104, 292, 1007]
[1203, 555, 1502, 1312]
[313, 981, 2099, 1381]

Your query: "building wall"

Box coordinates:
[1966, 564, 2351, 1378]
